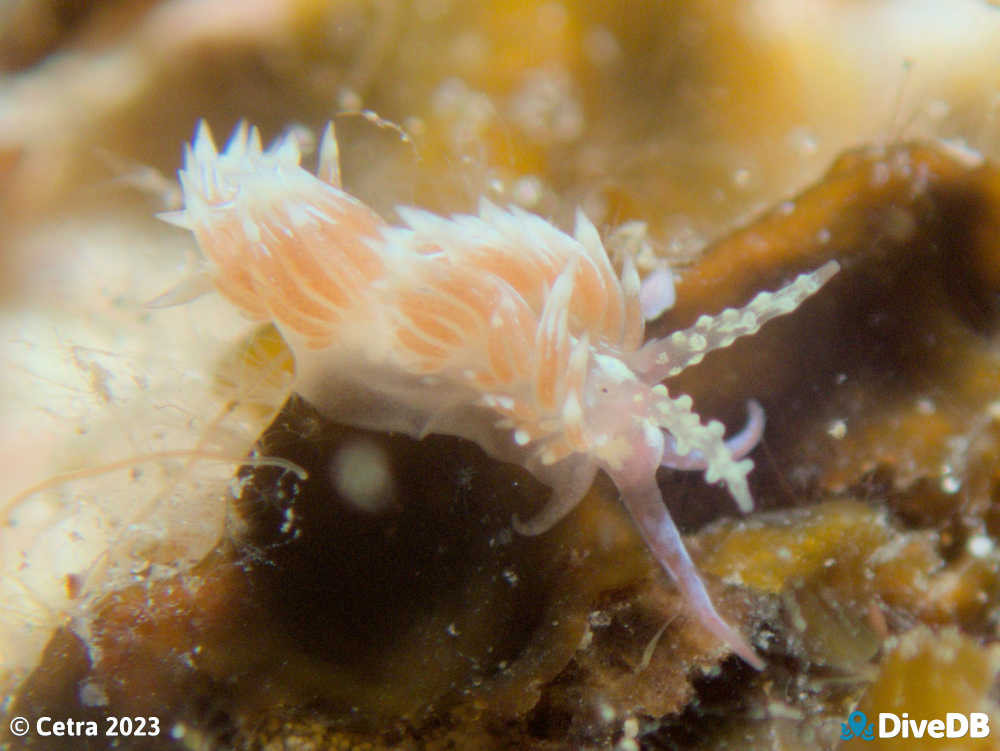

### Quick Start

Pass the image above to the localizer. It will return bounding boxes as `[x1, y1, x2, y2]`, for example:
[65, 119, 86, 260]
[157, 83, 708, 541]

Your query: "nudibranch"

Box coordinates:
[161, 121, 838, 668]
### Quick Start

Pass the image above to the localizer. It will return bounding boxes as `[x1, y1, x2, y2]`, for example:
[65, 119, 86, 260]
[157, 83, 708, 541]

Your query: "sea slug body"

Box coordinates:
[163, 120, 839, 668]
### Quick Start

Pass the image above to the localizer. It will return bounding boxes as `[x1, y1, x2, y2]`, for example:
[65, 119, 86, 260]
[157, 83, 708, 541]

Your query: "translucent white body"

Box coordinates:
[165, 121, 839, 668]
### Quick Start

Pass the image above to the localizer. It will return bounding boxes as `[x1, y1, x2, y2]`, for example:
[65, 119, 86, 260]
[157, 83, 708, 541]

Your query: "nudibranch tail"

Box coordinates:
[620, 478, 764, 669]
[629, 260, 840, 383]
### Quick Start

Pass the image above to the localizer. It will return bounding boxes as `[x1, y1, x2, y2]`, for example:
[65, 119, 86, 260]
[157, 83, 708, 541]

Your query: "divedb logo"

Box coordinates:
[841, 710, 991, 741]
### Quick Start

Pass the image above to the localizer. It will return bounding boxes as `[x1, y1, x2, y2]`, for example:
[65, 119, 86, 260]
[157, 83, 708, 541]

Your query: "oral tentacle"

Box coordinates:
[616, 478, 763, 669]
[511, 460, 598, 536]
